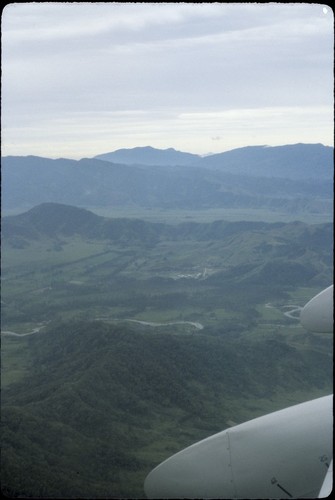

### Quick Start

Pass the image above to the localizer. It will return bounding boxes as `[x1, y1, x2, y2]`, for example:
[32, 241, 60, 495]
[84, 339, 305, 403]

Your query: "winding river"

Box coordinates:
[282, 305, 302, 320]
[2, 319, 204, 338]
[265, 303, 302, 320]
[1, 324, 48, 337]
[96, 318, 204, 330]
[121, 319, 204, 329]
[2, 304, 301, 338]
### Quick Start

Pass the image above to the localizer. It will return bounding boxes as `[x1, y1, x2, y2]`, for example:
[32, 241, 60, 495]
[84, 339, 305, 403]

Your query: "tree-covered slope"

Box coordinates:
[2, 320, 332, 498]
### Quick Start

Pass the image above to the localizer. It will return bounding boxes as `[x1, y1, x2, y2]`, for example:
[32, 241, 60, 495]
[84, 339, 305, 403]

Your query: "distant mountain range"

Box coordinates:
[195, 143, 333, 179]
[2, 144, 333, 214]
[94, 143, 333, 179]
[95, 145, 199, 166]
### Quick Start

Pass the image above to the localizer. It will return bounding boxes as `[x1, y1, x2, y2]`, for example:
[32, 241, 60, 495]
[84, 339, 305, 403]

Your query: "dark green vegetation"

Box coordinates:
[1, 203, 333, 498]
[2, 144, 333, 219]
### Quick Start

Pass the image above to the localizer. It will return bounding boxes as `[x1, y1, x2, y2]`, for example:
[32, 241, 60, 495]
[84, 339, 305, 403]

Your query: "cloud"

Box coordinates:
[3, 105, 332, 159]
[2, 2, 333, 158]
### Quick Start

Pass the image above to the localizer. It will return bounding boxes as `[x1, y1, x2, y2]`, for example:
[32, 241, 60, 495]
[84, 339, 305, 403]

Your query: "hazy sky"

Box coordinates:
[2, 2, 334, 159]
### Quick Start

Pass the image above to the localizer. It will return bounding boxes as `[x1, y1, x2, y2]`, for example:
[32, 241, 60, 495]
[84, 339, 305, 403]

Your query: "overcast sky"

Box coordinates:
[2, 2, 334, 159]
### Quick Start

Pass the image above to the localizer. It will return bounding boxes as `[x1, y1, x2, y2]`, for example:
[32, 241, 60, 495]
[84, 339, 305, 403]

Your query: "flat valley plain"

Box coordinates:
[1, 203, 333, 498]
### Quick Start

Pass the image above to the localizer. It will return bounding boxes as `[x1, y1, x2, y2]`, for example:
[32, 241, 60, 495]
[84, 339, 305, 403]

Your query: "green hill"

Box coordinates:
[2, 320, 332, 498]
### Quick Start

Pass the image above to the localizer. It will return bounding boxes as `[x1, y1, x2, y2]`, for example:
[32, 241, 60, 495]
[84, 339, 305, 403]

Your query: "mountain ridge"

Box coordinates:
[94, 145, 200, 166]
[196, 143, 333, 179]
[2, 144, 333, 214]
[92, 143, 333, 179]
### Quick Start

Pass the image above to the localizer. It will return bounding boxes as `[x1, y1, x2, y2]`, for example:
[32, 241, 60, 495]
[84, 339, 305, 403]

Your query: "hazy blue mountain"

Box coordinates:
[195, 143, 333, 179]
[1, 155, 166, 210]
[1, 144, 333, 214]
[94, 145, 200, 166]
[94, 143, 333, 179]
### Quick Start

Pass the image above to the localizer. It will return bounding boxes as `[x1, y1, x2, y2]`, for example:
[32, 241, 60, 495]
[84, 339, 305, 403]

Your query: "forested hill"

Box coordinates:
[2, 319, 333, 498]
[2, 143, 333, 213]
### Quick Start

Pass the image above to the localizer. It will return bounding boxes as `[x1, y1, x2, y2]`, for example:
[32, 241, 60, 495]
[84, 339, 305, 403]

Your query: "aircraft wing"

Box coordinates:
[318, 458, 332, 498]
[145, 395, 332, 499]
[300, 285, 333, 333]
[145, 285, 333, 499]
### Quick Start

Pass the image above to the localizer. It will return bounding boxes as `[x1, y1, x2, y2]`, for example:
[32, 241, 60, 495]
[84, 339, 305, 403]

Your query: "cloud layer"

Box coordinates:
[2, 3, 333, 158]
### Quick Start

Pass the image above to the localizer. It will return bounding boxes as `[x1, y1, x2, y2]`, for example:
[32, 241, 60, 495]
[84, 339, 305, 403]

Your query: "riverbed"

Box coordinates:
[265, 303, 302, 320]
[96, 318, 204, 330]
[1, 323, 49, 337]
